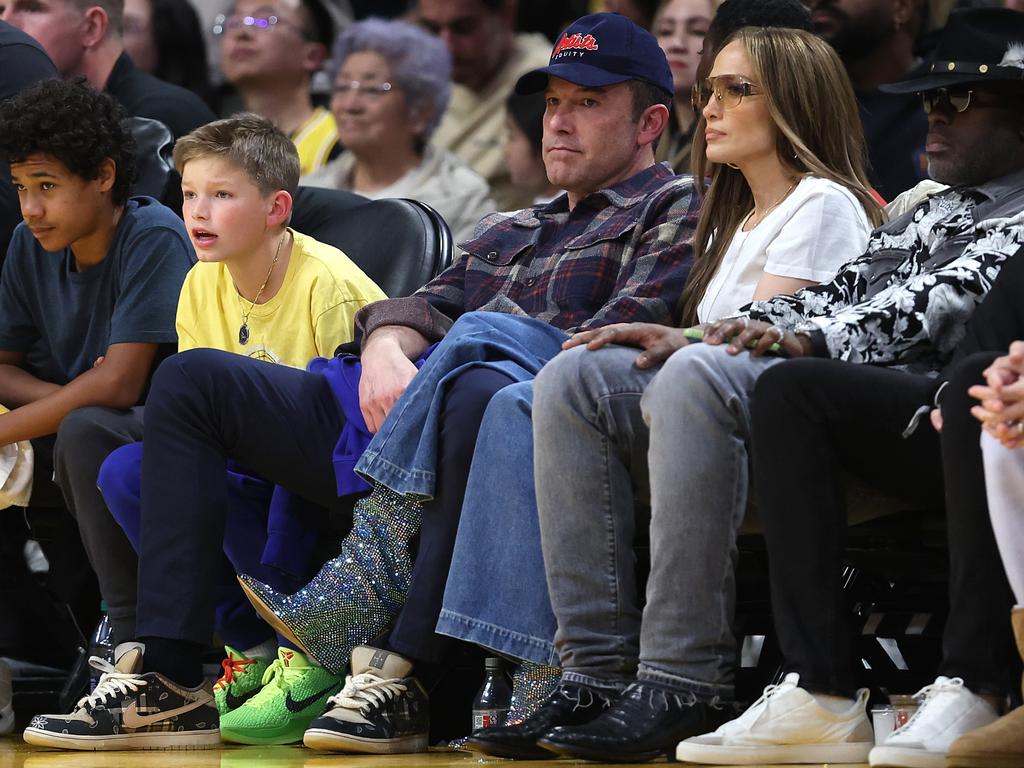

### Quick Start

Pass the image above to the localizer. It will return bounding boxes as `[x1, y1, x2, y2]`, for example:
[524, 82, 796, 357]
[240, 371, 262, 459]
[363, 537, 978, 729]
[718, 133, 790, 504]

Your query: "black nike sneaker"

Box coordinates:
[23, 643, 220, 750]
[303, 645, 429, 754]
[218, 647, 344, 745]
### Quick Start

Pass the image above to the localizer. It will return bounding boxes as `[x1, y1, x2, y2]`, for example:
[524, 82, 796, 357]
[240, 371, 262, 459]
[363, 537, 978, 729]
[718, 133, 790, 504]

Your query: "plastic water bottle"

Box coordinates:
[87, 601, 115, 692]
[472, 657, 511, 731]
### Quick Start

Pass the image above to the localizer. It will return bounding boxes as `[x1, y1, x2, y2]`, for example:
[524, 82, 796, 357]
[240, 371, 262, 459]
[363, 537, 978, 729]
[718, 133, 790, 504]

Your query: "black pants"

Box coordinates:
[385, 367, 515, 665]
[135, 349, 514, 666]
[751, 355, 1017, 697]
[136, 349, 349, 646]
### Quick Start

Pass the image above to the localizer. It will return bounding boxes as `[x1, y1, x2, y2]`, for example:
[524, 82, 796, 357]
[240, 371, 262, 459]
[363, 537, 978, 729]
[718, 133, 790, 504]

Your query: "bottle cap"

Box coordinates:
[485, 657, 502, 670]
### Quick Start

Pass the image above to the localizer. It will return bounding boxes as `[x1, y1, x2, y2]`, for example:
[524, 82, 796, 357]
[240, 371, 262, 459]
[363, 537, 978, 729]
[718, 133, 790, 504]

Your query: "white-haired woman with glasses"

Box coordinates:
[302, 18, 494, 243]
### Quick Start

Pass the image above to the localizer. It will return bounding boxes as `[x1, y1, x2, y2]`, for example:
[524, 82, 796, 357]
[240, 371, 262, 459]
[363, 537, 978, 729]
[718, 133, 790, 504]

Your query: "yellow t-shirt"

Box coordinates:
[292, 107, 340, 177]
[175, 230, 385, 366]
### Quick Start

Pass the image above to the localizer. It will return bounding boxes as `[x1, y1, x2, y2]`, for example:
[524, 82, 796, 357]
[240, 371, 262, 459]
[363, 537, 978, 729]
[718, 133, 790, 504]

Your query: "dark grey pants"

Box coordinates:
[54, 406, 145, 643]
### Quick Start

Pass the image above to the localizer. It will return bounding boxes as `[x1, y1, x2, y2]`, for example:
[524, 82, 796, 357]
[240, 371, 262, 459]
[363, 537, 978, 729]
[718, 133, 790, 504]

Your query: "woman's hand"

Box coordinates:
[703, 317, 811, 357]
[968, 340, 1024, 447]
[563, 323, 693, 368]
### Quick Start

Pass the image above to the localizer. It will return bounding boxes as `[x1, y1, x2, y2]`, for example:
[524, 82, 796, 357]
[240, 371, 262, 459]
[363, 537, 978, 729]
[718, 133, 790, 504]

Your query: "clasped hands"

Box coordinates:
[564, 317, 810, 368]
[968, 340, 1024, 449]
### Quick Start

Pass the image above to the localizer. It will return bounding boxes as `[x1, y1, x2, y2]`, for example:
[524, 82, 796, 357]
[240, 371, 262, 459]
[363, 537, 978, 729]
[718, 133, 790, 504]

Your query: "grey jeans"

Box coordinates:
[532, 342, 783, 701]
[55, 406, 145, 642]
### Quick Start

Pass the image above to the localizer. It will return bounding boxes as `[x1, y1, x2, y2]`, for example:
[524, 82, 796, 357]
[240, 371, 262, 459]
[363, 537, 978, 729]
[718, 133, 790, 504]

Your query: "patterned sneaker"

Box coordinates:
[22, 644, 219, 750]
[218, 647, 343, 745]
[212, 647, 270, 716]
[303, 646, 429, 754]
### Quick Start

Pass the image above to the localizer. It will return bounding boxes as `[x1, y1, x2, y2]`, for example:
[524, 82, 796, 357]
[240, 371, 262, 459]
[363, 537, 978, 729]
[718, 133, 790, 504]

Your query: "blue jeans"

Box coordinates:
[438, 381, 560, 666]
[532, 342, 784, 702]
[354, 312, 570, 497]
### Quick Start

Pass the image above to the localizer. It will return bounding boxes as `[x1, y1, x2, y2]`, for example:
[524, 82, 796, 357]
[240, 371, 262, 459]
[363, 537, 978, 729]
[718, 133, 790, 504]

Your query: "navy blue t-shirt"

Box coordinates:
[0, 196, 196, 385]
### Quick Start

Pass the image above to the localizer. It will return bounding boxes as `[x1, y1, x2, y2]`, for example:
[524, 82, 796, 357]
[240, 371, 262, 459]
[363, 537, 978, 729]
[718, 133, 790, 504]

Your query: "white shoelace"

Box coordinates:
[75, 657, 147, 710]
[892, 677, 965, 736]
[327, 672, 407, 712]
[728, 674, 799, 730]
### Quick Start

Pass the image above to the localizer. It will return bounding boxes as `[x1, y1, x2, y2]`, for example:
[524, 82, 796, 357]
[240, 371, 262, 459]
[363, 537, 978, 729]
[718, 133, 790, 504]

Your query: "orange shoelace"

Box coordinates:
[214, 657, 255, 689]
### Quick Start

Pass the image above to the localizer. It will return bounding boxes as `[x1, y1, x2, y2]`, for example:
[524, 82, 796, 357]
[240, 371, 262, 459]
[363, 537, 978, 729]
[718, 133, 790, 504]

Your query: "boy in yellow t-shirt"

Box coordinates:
[174, 115, 384, 365]
[95, 114, 385, 746]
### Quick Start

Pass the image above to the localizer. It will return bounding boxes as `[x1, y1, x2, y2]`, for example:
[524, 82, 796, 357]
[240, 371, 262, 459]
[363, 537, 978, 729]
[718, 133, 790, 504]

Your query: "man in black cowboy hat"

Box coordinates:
[669, 7, 1024, 768]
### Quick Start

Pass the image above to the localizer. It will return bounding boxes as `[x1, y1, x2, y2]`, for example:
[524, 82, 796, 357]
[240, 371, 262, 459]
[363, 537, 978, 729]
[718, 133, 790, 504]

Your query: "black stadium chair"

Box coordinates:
[290, 190, 453, 299]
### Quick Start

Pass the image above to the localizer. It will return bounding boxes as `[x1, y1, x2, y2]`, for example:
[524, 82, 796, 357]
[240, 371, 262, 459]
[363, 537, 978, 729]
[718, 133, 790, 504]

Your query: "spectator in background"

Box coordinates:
[809, 0, 929, 201]
[420, 0, 550, 210]
[0, 20, 57, 262]
[122, 0, 218, 109]
[652, 0, 714, 171]
[216, 0, 341, 175]
[302, 18, 493, 244]
[503, 91, 560, 204]
[604, 0, 659, 28]
[1, 0, 215, 141]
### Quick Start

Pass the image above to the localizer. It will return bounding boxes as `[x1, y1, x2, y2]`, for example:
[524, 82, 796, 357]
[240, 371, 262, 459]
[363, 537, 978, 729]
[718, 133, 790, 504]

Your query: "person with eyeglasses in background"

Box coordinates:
[216, 0, 340, 175]
[302, 17, 494, 244]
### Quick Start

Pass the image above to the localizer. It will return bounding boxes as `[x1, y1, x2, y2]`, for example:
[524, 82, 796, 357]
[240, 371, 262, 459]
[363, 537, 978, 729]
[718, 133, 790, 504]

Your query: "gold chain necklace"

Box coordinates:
[742, 179, 799, 231]
[238, 230, 287, 345]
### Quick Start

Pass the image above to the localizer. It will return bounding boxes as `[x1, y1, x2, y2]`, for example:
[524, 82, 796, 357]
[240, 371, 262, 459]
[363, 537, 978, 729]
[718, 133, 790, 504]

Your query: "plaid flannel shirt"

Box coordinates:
[355, 162, 698, 344]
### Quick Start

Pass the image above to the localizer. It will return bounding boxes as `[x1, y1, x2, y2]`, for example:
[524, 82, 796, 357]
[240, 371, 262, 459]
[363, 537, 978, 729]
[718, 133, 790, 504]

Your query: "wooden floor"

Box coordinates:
[0, 737, 870, 768]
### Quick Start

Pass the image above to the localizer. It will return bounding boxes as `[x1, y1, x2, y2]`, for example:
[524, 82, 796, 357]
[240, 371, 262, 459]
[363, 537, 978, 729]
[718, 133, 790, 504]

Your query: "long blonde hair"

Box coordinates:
[680, 26, 883, 326]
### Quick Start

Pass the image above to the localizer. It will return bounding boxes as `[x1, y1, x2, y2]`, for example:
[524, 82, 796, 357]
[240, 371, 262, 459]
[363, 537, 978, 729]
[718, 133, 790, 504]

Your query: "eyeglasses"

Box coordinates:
[331, 80, 394, 98]
[212, 13, 299, 35]
[691, 75, 761, 111]
[921, 87, 974, 114]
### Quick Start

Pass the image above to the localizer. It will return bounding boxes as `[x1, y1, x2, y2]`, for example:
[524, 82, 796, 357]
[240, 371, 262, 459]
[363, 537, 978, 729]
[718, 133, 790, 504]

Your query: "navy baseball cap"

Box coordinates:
[515, 12, 674, 97]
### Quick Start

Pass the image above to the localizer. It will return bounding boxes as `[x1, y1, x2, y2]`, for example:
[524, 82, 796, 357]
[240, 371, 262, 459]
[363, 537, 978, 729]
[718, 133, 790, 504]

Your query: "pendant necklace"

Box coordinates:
[239, 231, 287, 345]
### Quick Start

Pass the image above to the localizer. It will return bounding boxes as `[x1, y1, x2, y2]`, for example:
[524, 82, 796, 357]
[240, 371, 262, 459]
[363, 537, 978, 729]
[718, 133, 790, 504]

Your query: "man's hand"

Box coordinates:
[704, 317, 811, 358]
[563, 323, 692, 368]
[968, 340, 1024, 448]
[358, 327, 427, 433]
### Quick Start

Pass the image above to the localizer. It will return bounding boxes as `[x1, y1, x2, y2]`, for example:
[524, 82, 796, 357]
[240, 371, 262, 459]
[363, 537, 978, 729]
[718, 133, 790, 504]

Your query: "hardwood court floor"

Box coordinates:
[0, 737, 870, 768]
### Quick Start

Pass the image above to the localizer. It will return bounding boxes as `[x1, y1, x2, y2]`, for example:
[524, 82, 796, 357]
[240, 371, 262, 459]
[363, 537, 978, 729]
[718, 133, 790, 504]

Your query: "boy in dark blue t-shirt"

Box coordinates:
[0, 79, 195, 655]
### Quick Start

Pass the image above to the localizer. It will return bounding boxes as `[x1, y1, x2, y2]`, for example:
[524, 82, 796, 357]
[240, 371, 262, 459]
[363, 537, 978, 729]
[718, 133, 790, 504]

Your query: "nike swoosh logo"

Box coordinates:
[224, 688, 259, 711]
[285, 686, 338, 713]
[122, 698, 208, 729]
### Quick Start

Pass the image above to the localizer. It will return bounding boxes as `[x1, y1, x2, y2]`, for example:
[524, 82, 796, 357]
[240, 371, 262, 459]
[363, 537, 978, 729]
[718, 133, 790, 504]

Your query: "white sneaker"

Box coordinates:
[868, 677, 998, 768]
[0, 659, 13, 735]
[675, 673, 873, 764]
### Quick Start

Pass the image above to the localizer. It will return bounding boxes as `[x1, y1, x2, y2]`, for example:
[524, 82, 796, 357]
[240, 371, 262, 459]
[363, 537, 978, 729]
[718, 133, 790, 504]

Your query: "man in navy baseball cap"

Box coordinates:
[515, 12, 675, 96]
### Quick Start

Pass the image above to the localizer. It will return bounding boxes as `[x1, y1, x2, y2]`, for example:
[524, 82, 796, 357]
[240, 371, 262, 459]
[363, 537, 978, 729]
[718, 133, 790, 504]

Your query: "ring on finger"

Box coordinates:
[1017, 421, 1024, 436]
[767, 325, 785, 342]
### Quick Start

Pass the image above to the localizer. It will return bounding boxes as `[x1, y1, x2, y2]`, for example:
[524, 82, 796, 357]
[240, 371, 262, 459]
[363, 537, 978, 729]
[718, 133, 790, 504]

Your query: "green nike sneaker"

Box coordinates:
[219, 647, 344, 745]
[213, 647, 270, 716]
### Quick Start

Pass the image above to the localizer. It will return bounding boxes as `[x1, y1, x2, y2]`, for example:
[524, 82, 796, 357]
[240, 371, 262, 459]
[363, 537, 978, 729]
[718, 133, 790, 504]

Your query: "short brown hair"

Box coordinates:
[172, 113, 300, 196]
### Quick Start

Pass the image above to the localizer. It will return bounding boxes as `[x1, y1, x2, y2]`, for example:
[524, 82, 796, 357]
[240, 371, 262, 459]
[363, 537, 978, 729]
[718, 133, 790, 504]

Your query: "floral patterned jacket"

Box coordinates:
[743, 168, 1024, 374]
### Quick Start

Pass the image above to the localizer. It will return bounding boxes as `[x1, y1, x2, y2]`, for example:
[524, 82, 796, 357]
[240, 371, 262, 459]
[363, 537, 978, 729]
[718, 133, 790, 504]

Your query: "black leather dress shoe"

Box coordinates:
[537, 681, 732, 762]
[465, 682, 615, 760]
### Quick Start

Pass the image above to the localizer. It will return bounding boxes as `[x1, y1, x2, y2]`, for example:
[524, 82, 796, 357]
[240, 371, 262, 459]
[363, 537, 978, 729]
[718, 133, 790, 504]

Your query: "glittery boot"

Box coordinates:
[449, 661, 561, 750]
[238, 485, 422, 674]
[506, 661, 562, 725]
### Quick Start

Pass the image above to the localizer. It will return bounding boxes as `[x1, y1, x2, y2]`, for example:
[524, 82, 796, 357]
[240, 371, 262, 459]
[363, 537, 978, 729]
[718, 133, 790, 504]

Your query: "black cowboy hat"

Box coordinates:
[882, 7, 1024, 94]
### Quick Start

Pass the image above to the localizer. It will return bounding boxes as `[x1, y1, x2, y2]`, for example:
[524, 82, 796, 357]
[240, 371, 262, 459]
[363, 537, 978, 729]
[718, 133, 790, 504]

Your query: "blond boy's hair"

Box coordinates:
[173, 113, 300, 197]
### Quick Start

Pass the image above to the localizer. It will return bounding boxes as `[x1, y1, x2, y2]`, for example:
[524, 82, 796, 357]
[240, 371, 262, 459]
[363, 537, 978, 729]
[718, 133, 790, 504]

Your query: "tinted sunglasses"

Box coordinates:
[921, 88, 974, 114]
[691, 75, 761, 111]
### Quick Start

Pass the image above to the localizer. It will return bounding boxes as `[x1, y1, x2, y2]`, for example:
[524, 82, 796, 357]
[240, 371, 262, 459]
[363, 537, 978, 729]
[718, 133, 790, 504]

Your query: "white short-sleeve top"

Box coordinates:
[697, 175, 873, 323]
